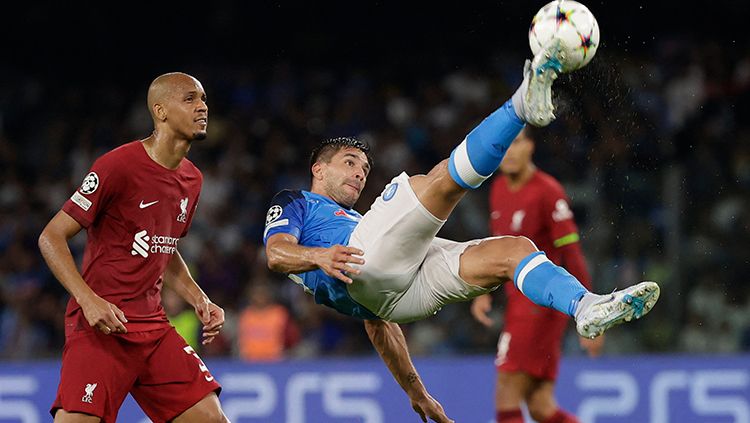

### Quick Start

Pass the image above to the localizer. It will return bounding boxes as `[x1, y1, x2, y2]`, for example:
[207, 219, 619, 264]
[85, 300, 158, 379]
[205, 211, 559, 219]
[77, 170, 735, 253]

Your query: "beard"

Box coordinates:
[192, 131, 207, 141]
[324, 179, 359, 209]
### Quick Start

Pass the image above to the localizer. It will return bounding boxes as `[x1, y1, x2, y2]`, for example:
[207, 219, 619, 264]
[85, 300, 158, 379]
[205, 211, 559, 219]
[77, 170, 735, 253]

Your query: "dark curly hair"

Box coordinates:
[309, 137, 374, 171]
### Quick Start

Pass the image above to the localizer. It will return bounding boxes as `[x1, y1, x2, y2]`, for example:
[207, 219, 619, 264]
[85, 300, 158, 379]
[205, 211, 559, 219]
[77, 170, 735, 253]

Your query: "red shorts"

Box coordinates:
[495, 306, 569, 380]
[51, 326, 221, 423]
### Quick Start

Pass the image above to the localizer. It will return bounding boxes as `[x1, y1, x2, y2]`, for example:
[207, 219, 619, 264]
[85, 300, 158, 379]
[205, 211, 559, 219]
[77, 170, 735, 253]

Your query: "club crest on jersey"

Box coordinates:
[511, 210, 526, 232]
[81, 383, 97, 403]
[177, 197, 188, 223]
[382, 183, 398, 201]
[552, 199, 573, 222]
[79, 172, 99, 195]
[266, 205, 283, 224]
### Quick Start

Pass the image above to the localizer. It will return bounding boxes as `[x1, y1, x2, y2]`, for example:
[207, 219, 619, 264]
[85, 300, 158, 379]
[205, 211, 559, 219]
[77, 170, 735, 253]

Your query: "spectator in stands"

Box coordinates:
[237, 278, 299, 361]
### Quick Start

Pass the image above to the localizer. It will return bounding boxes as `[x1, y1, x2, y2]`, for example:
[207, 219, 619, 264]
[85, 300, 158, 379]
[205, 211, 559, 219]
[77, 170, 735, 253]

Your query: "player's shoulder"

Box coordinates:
[270, 189, 306, 206]
[534, 170, 568, 195]
[179, 157, 203, 180]
[101, 140, 142, 159]
[89, 141, 142, 174]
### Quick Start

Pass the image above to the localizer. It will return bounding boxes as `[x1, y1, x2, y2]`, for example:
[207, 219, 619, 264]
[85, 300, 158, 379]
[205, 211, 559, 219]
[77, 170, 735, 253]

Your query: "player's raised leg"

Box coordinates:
[458, 235, 660, 338]
[409, 40, 565, 221]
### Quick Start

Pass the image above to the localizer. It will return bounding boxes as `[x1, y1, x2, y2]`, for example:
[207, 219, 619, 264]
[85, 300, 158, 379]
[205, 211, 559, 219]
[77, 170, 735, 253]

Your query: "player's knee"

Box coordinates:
[190, 410, 228, 423]
[527, 405, 551, 422]
[429, 159, 450, 176]
[527, 402, 558, 422]
[427, 159, 464, 196]
[526, 386, 558, 421]
[512, 236, 538, 257]
[487, 236, 538, 279]
[177, 395, 228, 423]
[200, 405, 229, 423]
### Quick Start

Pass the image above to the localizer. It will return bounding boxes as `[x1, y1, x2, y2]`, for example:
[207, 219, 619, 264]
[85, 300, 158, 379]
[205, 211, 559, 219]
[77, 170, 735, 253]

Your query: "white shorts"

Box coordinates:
[347, 172, 494, 323]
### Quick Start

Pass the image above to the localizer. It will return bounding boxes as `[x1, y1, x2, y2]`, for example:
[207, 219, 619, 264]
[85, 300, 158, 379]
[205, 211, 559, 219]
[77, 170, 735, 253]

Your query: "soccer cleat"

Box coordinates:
[513, 39, 565, 127]
[575, 281, 660, 339]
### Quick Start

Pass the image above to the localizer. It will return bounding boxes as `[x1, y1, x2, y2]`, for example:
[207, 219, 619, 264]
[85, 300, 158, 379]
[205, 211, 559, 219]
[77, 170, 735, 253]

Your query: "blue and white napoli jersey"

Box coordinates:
[263, 190, 378, 320]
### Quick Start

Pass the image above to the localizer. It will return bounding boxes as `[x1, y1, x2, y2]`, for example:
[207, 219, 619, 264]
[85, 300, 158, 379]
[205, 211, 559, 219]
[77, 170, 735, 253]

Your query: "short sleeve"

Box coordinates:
[61, 155, 120, 228]
[543, 184, 580, 248]
[263, 190, 306, 244]
[180, 191, 201, 238]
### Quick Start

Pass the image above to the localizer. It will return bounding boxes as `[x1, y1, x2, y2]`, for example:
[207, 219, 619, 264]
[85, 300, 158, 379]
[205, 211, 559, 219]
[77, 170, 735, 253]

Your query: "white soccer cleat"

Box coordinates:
[514, 39, 565, 127]
[575, 281, 660, 339]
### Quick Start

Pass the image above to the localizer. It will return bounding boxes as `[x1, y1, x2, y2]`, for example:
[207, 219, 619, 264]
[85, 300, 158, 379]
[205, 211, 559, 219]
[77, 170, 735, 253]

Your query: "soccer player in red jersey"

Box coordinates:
[38, 72, 228, 423]
[471, 127, 604, 423]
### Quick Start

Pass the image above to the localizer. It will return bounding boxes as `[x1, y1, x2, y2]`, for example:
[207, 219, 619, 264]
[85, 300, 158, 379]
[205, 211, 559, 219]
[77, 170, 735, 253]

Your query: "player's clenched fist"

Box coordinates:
[315, 245, 365, 284]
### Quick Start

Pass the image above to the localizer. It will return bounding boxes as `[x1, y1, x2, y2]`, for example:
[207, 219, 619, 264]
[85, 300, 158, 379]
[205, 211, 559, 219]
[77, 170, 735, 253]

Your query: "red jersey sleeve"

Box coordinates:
[180, 190, 201, 238]
[61, 154, 121, 228]
[542, 182, 579, 248]
[558, 242, 592, 288]
[542, 179, 592, 287]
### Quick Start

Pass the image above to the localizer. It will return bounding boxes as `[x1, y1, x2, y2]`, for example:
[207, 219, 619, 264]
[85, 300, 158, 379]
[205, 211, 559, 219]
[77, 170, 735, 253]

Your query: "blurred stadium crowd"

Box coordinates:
[1, 35, 749, 361]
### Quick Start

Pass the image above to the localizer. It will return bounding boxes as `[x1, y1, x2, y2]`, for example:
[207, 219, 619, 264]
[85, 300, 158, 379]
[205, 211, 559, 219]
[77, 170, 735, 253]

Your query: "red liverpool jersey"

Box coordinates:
[61, 140, 202, 334]
[488, 169, 589, 320]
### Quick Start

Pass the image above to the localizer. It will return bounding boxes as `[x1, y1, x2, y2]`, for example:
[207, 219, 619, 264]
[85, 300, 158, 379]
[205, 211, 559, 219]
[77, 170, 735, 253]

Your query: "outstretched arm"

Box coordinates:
[265, 233, 364, 284]
[364, 319, 453, 423]
[164, 251, 224, 345]
[38, 210, 128, 334]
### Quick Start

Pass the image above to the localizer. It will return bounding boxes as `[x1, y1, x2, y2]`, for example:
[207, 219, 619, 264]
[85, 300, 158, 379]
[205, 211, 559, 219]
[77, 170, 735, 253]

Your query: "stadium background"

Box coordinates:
[1, 1, 749, 422]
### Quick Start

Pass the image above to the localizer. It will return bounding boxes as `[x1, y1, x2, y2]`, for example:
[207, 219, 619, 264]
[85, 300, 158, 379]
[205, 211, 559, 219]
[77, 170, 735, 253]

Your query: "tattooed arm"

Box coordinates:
[364, 320, 453, 423]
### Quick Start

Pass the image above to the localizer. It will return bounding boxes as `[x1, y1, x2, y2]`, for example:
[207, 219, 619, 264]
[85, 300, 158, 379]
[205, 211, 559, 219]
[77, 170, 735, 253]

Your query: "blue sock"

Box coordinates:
[448, 100, 525, 189]
[513, 251, 589, 316]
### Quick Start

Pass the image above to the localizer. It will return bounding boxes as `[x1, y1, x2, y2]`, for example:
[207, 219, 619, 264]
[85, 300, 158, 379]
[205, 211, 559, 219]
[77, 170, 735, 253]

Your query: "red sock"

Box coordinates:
[497, 409, 524, 423]
[542, 409, 579, 423]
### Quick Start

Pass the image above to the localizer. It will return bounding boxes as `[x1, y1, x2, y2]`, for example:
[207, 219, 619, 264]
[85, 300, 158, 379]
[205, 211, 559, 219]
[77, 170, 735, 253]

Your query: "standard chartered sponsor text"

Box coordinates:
[150, 234, 179, 254]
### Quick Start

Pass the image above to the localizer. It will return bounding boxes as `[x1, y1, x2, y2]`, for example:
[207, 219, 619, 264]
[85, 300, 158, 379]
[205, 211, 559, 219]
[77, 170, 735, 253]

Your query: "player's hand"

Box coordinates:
[410, 393, 454, 423]
[315, 245, 365, 284]
[79, 293, 128, 335]
[470, 294, 494, 328]
[195, 298, 225, 345]
[579, 333, 605, 357]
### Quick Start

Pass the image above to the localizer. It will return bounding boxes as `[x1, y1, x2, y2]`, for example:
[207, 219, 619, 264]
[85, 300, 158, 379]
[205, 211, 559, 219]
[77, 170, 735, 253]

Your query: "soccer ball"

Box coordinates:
[528, 0, 600, 72]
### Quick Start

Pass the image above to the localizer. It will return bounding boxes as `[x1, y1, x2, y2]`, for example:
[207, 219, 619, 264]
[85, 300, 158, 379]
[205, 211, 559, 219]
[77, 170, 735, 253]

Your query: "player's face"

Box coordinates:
[167, 78, 208, 141]
[500, 133, 534, 175]
[320, 147, 370, 208]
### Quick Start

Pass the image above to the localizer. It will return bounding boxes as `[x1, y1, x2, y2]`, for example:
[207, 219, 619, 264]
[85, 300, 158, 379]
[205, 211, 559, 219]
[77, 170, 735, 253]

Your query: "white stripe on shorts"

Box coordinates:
[515, 254, 550, 294]
[453, 138, 488, 188]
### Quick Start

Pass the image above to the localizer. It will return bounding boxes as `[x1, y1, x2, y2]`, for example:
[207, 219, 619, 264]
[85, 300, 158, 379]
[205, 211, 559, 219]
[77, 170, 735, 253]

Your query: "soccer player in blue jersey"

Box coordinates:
[263, 42, 660, 423]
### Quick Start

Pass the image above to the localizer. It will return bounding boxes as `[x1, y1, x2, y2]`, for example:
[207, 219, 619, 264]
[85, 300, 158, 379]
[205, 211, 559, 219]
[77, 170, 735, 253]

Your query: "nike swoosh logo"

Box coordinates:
[139, 200, 159, 209]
